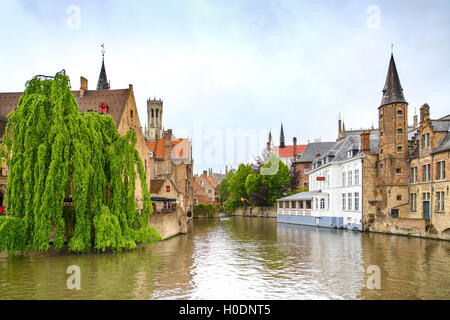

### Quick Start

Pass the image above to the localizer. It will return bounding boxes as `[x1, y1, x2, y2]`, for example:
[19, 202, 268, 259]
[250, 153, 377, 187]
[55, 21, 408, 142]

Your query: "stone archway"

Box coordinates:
[441, 228, 450, 235]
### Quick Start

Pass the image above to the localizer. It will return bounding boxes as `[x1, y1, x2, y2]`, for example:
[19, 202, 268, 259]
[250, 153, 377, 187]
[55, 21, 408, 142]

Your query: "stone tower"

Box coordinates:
[147, 98, 163, 140]
[377, 53, 409, 216]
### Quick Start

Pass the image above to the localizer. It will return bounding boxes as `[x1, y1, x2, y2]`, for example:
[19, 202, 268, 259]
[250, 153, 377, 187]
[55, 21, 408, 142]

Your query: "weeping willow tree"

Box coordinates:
[0, 72, 162, 255]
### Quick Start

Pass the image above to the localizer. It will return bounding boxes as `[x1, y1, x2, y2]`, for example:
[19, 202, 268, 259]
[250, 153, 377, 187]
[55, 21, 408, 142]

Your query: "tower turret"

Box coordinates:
[147, 98, 163, 140]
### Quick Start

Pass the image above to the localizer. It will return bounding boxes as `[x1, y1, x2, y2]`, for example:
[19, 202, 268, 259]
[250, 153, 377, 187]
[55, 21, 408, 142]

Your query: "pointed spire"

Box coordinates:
[280, 123, 285, 149]
[97, 43, 109, 90]
[380, 53, 406, 107]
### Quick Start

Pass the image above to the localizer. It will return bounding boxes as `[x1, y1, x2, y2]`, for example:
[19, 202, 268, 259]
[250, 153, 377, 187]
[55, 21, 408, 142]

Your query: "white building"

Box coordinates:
[277, 134, 378, 230]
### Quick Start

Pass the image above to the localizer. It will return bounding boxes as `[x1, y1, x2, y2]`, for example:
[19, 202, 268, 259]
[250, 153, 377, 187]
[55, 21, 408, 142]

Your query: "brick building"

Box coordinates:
[193, 169, 222, 205]
[145, 98, 194, 215]
[361, 54, 450, 237]
[0, 53, 151, 210]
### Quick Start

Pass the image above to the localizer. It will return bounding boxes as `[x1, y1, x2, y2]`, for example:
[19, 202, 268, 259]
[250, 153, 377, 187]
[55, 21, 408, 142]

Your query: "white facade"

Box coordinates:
[308, 154, 363, 230]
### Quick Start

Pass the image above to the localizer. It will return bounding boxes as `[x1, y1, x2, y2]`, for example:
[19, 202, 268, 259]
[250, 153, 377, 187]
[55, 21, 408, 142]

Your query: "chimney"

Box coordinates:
[293, 137, 297, 159]
[225, 165, 228, 175]
[360, 131, 371, 155]
[413, 114, 418, 128]
[420, 104, 430, 123]
[203, 170, 207, 177]
[338, 118, 342, 140]
[80, 76, 88, 98]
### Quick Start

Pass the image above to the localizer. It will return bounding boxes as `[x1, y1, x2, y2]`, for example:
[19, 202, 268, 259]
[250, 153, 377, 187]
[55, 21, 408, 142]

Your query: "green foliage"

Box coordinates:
[193, 204, 218, 218]
[286, 186, 309, 196]
[0, 73, 160, 255]
[222, 157, 291, 211]
[218, 169, 235, 202]
[260, 159, 290, 205]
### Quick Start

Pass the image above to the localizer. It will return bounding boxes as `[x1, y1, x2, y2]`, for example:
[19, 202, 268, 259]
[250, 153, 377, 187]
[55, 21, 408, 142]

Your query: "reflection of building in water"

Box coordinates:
[359, 233, 450, 299]
[276, 224, 364, 299]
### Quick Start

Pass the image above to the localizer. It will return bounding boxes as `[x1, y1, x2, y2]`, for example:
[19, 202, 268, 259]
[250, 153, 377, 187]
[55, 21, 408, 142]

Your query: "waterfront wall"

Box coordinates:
[233, 206, 277, 218]
[148, 207, 188, 239]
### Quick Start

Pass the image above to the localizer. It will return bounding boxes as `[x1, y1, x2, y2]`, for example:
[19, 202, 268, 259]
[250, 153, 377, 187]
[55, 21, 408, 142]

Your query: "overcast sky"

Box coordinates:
[1, 0, 449, 173]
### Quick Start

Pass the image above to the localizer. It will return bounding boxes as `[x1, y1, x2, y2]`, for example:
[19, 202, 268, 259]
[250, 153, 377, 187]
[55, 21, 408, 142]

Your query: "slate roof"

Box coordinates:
[430, 119, 450, 132]
[97, 58, 109, 90]
[311, 133, 379, 169]
[432, 131, 450, 154]
[277, 191, 320, 201]
[295, 142, 336, 163]
[380, 54, 407, 107]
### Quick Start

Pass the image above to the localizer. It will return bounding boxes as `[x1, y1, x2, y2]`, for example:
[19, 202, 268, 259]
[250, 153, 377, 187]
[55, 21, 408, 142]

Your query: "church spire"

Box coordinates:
[280, 123, 285, 149]
[97, 43, 109, 90]
[380, 53, 406, 107]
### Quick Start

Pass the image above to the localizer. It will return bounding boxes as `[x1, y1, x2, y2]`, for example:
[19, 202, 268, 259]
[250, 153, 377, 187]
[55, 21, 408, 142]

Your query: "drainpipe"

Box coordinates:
[430, 153, 434, 230]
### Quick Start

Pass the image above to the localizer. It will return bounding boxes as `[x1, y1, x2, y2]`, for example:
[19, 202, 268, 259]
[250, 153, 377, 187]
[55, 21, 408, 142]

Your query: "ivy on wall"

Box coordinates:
[0, 73, 162, 255]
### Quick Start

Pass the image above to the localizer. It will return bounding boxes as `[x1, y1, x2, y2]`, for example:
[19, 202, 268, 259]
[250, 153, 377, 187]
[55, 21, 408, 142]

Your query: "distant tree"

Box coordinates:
[224, 164, 252, 213]
[261, 159, 290, 205]
[218, 169, 235, 203]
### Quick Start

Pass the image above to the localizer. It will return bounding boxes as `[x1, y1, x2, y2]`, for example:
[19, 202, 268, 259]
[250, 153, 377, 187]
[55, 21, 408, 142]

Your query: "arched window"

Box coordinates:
[156, 109, 159, 118]
[151, 109, 154, 117]
[320, 198, 325, 210]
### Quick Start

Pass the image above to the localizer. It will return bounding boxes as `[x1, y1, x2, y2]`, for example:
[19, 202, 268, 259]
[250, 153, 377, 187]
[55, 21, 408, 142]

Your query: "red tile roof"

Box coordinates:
[275, 144, 307, 158]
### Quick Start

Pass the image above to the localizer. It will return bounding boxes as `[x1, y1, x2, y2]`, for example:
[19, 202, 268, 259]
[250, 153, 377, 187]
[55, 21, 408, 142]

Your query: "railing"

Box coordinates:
[278, 209, 312, 216]
[155, 208, 176, 214]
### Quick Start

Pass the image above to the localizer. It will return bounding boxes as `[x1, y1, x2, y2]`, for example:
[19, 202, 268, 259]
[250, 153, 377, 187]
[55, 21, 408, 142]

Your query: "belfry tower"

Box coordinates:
[147, 98, 163, 140]
[377, 53, 409, 216]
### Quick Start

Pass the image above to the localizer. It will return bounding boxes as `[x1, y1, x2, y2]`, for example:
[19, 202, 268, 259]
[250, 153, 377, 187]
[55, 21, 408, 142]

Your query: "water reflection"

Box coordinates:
[0, 217, 449, 300]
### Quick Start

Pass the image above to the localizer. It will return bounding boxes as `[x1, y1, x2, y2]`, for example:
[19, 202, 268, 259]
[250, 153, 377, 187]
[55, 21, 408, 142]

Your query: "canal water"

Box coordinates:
[1, 216, 449, 300]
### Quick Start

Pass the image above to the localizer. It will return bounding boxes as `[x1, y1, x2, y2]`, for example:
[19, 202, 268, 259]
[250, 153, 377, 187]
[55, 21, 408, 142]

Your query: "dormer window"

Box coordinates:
[99, 102, 107, 114]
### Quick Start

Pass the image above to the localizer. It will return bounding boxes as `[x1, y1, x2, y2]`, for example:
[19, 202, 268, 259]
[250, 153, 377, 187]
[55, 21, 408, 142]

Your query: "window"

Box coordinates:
[285, 201, 290, 209]
[354, 169, 360, 185]
[436, 191, 445, 212]
[99, 102, 107, 113]
[292, 201, 296, 209]
[306, 200, 312, 209]
[342, 194, 346, 210]
[380, 111, 383, 120]
[423, 164, 431, 182]
[342, 172, 346, 187]
[422, 133, 430, 149]
[347, 193, 352, 211]
[348, 171, 352, 186]
[437, 161, 446, 180]
[208, 190, 212, 194]
[156, 109, 159, 118]
[411, 167, 418, 183]
[380, 131, 383, 137]
[397, 128, 403, 134]
[396, 195, 402, 201]
[397, 146, 402, 153]
[315, 198, 318, 210]
[279, 202, 284, 209]
[397, 108, 403, 116]
[391, 209, 399, 218]
[151, 109, 154, 117]
[410, 193, 417, 211]
[396, 168, 401, 174]
[320, 198, 325, 210]
[299, 201, 304, 209]
[354, 192, 360, 211]
[130, 110, 133, 118]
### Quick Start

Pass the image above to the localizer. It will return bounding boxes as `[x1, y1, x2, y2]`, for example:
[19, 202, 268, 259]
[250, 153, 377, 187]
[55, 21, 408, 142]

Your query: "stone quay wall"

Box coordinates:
[233, 206, 277, 218]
